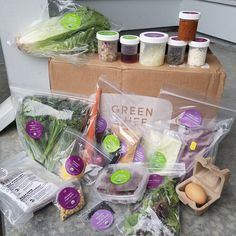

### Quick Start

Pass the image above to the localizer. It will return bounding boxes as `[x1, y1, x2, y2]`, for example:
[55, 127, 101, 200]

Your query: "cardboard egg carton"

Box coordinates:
[176, 157, 230, 215]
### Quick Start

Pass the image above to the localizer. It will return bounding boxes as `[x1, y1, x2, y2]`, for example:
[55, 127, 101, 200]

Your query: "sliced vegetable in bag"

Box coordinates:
[13, 87, 93, 168]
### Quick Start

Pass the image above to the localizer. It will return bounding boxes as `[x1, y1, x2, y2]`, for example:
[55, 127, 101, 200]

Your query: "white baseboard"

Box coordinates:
[0, 97, 15, 132]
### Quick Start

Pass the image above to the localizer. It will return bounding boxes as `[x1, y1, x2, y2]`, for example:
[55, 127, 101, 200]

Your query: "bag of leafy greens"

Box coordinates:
[118, 177, 180, 236]
[12, 87, 93, 169]
[15, 0, 111, 57]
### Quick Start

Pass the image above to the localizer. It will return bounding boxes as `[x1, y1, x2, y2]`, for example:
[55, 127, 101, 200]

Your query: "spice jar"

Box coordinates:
[120, 35, 139, 63]
[178, 11, 201, 41]
[96, 31, 119, 62]
[187, 37, 210, 67]
[167, 36, 187, 65]
[139, 32, 168, 66]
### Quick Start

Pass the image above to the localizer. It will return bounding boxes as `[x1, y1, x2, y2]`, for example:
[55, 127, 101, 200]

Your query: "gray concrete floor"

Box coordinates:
[0, 33, 236, 236]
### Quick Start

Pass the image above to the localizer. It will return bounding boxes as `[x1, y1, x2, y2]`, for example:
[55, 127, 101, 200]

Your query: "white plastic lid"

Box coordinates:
[179, 11, 201, 20]
[140, 32, 169, 44]
[168, 36, 187, 46]
[120, 35, 139, 45]
[96, 31, 119, 41]
[189, 37, 210, 48]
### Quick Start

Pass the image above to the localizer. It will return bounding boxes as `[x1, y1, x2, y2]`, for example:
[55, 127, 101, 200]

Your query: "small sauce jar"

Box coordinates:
[187, 37, 210, 67]
[139, 32, 168, 66]
[96, 31, 119, 62]
[178, 11, 201, 41]
[120, 35, 139, 63]
[167, 36, 187, 65]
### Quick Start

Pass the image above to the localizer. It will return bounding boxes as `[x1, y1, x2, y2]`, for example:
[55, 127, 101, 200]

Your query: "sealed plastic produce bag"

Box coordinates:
[12, 87, 93, 169]
[0, 152, 64, 227]
[46, 128, 112, 184]
[78, 201, 129, 235]
[55, 183, 85, 221]
[118, 177, 180, 236]
[15, 0, 111, 57]
[159, 87, 236, 176]
[142, 124, 183, 172]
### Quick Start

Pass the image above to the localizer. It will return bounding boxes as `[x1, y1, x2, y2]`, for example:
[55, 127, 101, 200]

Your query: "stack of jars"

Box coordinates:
[96, 11, 210, 67]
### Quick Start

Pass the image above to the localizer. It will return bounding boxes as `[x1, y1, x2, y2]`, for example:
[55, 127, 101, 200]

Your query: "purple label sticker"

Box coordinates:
[57, 187, 80, 209]
[183, 11, 199, 14]
[134, 145, 145, 163]
[119, 141, 128, 157]
[194, 37, 208, 43]
[179, 109, 202, 128]
[144, 32, 164, 38]
[96, 117, 107, 134]
[65, 155, 84, 176]
[91, 209, 114, 231]
[147, 174, 164, 189]
[26, 120, 43, 139]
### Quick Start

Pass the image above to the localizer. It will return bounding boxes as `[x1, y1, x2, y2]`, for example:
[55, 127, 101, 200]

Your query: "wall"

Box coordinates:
[181, 0, 236, 43]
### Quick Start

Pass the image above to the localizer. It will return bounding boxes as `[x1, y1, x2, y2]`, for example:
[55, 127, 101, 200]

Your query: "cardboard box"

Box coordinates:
[49, 53, 226, 99]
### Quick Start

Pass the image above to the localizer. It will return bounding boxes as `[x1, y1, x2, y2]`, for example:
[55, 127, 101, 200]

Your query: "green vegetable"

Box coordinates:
[16, 95, 91, 169]
[122, 178, 180, 236]
[17, 6, 110, 56]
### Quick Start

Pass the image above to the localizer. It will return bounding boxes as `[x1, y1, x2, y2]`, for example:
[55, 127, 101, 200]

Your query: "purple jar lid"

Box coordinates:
[133, 145, 145, 163]
[147, 174, 164, 189]
[65, 155, 84, 176]
[57, 187, 80, 209]
[179, 109, 202, 128]
[26, 120, 43, 139]
[91, 209, 114, 231]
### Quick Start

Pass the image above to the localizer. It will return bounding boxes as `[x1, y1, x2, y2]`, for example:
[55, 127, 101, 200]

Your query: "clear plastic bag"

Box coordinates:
[11, 86, 93, 169]
[78, 201, 129, 235]
[94, 76, 173, 128]
[45, 128, 112, 184]
[118, 177, 180, 236]
[55, 182, 86, 221]
[14, 0, 111, 58]
[159, 87, 236, 177]
[0, 152, 64, 227]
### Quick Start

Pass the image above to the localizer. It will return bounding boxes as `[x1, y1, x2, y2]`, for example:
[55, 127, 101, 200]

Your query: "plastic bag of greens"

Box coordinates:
[118, 177, 180, 236]
[159, 86, 236, 178]
[15, 0, 111, 57]
[0, 152, 65, 227]
[12, 87, 93, 169]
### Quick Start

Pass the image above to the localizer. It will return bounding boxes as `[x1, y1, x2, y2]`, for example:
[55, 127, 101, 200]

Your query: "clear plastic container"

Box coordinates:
[167, 36, 187, 65]
[187, 37, 210, 67]
[178, 11, 201, 41]
[139, 31, 168, 66]
[95, 163, 149, 204]
[96, 31, 119, 62]
[120, 35, 139, 63]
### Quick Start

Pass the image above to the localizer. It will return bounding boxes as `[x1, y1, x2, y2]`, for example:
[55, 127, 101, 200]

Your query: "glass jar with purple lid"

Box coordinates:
[139, 31, 168, 66]
[167, 36, 187, 65]
[120, 35, 139, 63]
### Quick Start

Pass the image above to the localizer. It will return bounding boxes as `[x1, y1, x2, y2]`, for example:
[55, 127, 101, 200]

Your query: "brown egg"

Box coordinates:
[185, 182, 207, 205]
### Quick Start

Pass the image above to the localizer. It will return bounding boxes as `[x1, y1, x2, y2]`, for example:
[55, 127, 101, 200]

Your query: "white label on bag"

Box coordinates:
[90, 93, 173, 127]
[0, 170, 58, 212]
